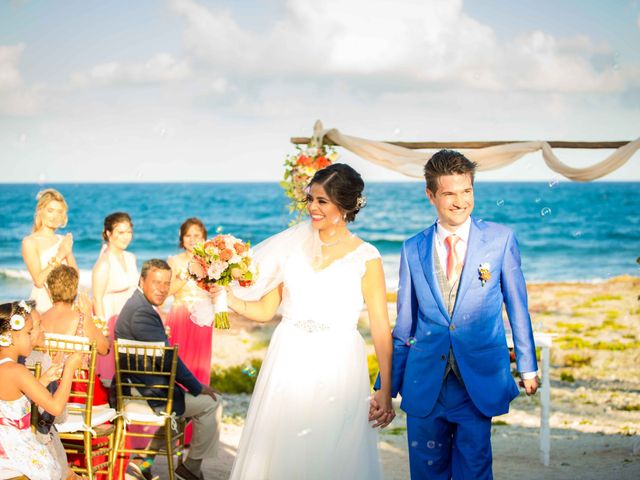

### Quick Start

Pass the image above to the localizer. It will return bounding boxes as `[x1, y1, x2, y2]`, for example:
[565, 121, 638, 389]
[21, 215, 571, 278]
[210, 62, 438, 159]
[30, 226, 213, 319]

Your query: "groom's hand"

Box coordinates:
[521, 376, 539, 395]
[200, 384, 221, 401]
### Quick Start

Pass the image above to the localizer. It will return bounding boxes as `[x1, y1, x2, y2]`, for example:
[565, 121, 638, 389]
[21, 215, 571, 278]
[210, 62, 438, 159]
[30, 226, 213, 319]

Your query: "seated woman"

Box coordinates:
[41, 265, 111, 479]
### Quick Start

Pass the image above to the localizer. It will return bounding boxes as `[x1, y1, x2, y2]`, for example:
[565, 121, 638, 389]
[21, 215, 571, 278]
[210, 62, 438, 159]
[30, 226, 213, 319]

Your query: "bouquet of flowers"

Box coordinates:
[187, 234, 256, 329]
[280, 142, 338, 224]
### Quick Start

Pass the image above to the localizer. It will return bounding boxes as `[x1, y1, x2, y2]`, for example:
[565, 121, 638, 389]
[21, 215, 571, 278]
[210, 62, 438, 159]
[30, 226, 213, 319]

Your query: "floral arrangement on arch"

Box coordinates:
[187, 234, 256, 329]
[280, 142, 338, 224]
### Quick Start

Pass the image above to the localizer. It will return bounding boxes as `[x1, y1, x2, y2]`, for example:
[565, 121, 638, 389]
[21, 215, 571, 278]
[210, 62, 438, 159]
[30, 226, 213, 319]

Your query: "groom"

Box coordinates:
[390, 150, 538, 479]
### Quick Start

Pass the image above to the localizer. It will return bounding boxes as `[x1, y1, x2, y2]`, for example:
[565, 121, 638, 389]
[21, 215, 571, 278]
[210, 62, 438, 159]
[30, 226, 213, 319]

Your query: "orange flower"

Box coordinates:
[314, 156, 330, 169]
[220, 248, 234, 262]
[234, 242, 247, 254]
[296, 154, 311, 167]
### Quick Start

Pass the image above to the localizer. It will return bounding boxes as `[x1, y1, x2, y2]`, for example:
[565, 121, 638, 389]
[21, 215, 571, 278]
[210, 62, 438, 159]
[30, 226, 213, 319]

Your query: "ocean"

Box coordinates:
[1, 181, 638, 304]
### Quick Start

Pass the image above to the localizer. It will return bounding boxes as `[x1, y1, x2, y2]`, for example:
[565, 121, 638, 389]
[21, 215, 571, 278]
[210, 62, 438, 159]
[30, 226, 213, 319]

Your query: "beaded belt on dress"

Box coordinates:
[290, 318, 330, 333]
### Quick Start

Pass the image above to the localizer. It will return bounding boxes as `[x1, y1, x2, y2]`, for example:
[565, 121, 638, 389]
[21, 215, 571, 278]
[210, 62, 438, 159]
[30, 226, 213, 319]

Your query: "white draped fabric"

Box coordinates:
[310, 121, 640, 181]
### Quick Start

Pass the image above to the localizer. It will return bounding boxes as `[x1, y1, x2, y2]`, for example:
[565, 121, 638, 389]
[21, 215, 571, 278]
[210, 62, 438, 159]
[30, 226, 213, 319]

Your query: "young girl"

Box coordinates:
[0, 300, 81, 480]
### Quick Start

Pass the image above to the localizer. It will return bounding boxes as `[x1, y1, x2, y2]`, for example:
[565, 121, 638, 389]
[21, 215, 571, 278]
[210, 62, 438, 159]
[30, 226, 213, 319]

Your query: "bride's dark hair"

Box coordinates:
[308, 163, 366, 222]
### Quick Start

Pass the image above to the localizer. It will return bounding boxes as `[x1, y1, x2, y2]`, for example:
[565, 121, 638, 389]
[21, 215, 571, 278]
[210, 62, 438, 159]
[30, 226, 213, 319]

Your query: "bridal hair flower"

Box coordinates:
[0, 334, 11, 347]
[10, 314, 26, 331]
[478, 263, 491, 287]
[280, 141, 338, 225]
[18, 300, 31, 314]
[356, 195, 367, 209]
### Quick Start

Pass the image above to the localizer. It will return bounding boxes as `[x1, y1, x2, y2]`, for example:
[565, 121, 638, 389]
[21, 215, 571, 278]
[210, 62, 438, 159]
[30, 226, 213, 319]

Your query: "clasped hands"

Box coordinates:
[368, 389, 395, 429]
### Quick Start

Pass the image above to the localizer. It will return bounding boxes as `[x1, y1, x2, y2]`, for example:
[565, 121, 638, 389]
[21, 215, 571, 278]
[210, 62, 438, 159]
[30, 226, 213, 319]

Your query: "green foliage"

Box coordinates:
[591, 294, 622, 302]
[557, 335, 591, 350]
[368, 354, 379, 388]
[492, 420, 509, 426]
[248, 339, 270, 351]
[210, 358, 263, 394]
[560, 371, 575, 382]
[556, 321, 585, 333]
[563, 353, 592, 367]
[382, 426, 407, 435]
[617, 404, 640, 412]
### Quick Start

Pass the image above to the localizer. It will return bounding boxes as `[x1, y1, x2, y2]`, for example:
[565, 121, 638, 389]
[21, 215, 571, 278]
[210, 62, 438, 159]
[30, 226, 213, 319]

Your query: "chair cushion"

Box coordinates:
[56, 404, 117, 433]
[122, 398, 166, 426]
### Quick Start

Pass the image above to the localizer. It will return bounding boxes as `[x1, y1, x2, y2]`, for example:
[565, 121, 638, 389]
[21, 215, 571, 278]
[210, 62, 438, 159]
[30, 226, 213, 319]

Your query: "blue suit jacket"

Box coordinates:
[390, 217, 537, 418]
[114, 289, 203, 416]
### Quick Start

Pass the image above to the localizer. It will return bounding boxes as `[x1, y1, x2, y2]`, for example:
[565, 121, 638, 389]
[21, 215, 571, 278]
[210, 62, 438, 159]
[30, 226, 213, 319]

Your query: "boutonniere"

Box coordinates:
[478, 263, 491, 287]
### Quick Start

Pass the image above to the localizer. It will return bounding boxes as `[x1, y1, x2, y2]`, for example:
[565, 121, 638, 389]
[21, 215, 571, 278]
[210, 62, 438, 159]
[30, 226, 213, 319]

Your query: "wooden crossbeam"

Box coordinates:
[290, 138, 631, 149]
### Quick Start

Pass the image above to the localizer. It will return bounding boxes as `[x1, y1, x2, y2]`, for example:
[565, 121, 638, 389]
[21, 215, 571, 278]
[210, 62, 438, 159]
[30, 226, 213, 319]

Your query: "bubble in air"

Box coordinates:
[216, 226, 223, 233]
[428, 460, 434, 466]
[496, 200, 504, 207]
[427, 440, 436, 449]
[540, 207, 552, 217]
[572, 231, 582, 238]
[406, 337, 417, 347]
[297, 428, 312, 437]
[548, 177, 560, 188]
[241, 365, 257, 378]
[411, 440, 419, 448]
[534, 198, 541, 204]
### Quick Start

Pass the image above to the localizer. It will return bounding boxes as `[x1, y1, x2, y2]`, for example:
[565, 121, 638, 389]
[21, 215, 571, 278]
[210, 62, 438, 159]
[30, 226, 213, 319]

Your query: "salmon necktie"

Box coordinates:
[445, 235, 462, 284]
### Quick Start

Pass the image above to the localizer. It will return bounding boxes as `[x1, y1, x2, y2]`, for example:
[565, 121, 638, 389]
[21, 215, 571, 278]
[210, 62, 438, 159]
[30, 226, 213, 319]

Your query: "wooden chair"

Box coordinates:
[113, 340, 186, 480]
[39, 334, 117, 480]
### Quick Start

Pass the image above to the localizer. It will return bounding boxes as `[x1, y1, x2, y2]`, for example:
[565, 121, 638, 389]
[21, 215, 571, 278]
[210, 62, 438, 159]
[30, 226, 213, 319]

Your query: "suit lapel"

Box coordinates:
[418, 225, 450, 321]
[454, 217, 488, 312]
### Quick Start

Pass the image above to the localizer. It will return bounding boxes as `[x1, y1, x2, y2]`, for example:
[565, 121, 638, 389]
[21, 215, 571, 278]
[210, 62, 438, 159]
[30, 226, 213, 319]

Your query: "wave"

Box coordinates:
[0, 268, 93, 288]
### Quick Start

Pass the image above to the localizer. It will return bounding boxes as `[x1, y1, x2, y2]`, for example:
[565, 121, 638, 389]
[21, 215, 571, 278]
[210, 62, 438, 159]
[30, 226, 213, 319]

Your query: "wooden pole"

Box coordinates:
[290, 137, 631, 149]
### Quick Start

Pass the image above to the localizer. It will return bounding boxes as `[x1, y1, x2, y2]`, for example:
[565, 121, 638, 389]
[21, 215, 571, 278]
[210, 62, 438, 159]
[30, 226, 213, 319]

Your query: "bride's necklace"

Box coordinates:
[319, 230, 353, 247]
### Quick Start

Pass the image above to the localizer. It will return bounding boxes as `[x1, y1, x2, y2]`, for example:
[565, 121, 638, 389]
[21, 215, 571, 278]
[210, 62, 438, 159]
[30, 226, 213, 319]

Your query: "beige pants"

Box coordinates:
[149, 392, 222, 460]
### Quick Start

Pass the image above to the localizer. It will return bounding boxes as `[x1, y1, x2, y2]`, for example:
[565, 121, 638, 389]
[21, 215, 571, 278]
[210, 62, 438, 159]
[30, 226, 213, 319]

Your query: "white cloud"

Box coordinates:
[168, 0, 634, 94]
[0, 43, 40, 115]
[70, 53, 192, 87]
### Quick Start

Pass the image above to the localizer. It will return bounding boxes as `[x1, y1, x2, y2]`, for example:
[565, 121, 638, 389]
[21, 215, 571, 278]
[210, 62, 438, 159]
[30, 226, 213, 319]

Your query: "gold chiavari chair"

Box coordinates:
[37, 334, 117, 480]
[113, 339, 186, 480]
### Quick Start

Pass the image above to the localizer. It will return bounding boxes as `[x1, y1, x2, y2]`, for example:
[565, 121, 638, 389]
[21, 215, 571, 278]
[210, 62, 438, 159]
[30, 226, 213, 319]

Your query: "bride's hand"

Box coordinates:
[369, 389, 395, 429]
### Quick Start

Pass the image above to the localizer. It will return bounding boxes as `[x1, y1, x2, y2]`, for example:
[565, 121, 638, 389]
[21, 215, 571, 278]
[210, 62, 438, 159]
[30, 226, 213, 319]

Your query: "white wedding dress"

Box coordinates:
[230, 222, 384, 480]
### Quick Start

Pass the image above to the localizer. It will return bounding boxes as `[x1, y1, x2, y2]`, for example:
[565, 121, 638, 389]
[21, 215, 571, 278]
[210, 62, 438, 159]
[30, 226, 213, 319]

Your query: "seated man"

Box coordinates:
[115, 259, 221, 480]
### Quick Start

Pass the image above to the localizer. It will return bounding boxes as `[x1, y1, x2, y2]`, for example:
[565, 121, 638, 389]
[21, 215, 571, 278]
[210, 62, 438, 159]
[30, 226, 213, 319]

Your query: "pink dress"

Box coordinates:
[95, 249, 138, 385]
[166, 254, 214, 444]
[166, 254, 214, 384]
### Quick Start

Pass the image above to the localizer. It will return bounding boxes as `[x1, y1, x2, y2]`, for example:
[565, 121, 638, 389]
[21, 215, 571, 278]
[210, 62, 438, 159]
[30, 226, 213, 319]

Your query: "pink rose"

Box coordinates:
[188, 259, 207, 279]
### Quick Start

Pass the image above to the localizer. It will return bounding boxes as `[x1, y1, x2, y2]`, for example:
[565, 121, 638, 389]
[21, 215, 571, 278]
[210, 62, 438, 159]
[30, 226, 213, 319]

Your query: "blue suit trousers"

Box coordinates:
[406, 374, 493, 480]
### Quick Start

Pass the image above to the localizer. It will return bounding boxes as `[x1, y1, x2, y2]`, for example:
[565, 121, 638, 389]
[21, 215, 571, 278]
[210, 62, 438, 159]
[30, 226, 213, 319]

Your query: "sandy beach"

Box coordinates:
[150, 275, 640, 479]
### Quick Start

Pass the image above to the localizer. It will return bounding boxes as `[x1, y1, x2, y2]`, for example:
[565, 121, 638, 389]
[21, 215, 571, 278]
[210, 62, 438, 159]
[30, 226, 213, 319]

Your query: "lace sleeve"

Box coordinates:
[357, 242, 382, 277]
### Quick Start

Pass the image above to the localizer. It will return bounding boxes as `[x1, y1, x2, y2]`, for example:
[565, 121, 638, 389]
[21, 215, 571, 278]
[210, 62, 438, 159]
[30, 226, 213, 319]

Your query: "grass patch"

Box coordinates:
[248, 339, 270, 351]
[368, 354, 379, 388]
[560, 371, 575, 382]
[591, 294, 623, 302]
[592, 340, 640, 351]
[556, 321, 585, 333]
[563, 353, 592, 367]
[210, 358, 263, 394]
[616, 404, 640, 412]
[382, 426, 407, 435]
[557, 335, 591, 350]
[579, 419, 592, 425]
[623, 334, 637, 340]
[492, 420, 509, 426]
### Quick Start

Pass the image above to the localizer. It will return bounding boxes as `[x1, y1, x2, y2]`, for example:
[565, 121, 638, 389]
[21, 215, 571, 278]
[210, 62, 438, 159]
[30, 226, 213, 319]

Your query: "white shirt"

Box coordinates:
[433, 218, 537, 380]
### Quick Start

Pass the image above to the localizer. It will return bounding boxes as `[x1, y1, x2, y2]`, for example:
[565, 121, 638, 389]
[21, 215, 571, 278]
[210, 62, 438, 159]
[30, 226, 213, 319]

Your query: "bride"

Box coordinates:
[225, 163, 394, 480]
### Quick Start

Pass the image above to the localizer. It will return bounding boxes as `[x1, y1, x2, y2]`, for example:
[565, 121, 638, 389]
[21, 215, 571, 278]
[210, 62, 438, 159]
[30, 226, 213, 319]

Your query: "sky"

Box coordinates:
[1, 0, 639, 183]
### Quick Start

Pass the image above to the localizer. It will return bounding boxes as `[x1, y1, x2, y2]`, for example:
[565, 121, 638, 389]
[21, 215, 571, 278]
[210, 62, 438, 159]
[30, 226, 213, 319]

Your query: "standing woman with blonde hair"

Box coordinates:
[92, 212, 138, 386]
[22, 189, 78, 313]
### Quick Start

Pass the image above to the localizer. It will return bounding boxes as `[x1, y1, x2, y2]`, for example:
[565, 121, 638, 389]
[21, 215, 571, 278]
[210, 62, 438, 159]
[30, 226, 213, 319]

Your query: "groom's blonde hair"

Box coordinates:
[424, 150, 477, 194]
